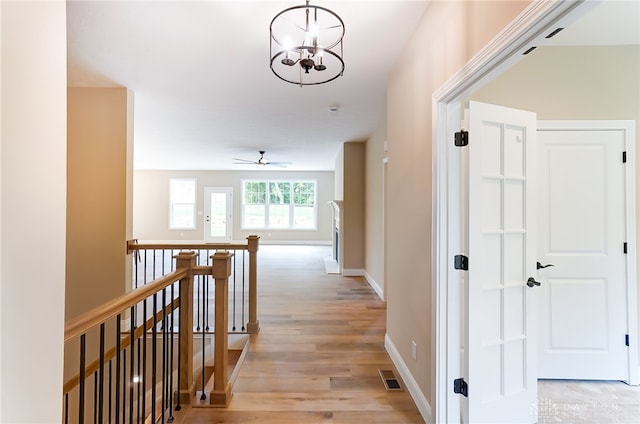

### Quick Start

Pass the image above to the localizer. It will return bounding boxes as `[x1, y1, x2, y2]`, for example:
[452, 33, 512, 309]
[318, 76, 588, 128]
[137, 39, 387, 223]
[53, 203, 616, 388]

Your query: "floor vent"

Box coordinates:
[378, 369, 404, 391]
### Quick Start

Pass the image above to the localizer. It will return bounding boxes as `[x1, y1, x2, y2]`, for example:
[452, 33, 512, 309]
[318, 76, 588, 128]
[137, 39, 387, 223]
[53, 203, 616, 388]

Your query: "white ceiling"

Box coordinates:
[67, 0, 640, 172]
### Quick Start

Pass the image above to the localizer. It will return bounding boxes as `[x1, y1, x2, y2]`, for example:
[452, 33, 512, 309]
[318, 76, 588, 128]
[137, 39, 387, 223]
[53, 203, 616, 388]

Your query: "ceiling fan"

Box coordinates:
[233, 150, 291, 168]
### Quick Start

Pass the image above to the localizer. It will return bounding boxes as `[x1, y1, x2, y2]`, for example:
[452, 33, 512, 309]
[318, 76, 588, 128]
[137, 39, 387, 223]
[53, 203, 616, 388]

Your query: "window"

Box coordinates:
[169, 178, 196, 229]
[242, 180, 316, 230]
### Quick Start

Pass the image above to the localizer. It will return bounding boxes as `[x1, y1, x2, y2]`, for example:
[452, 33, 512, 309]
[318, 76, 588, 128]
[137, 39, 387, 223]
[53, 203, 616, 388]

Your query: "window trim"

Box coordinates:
[241, 179, 318, 230]
[169, 177, 197, 230]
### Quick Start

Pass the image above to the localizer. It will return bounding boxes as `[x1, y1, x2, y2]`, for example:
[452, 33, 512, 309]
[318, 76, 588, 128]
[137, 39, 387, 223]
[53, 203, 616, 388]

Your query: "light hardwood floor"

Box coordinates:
[180, 244, 425, 424]
[176, 245, 640, 423]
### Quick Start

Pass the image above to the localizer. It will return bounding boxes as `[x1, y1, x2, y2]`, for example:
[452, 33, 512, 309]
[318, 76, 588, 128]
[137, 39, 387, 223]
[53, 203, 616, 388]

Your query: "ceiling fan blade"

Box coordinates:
[265, 162, 291, 168]
[233, 158, 256, 163]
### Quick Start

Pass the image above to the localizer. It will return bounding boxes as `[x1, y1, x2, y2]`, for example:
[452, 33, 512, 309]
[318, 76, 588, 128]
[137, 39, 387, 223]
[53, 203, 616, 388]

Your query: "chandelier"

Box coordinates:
[270, 0, 345, 86]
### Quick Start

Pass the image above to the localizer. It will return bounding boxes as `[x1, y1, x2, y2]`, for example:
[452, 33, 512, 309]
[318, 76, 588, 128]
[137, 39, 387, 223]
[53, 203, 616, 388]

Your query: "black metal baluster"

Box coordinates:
[98, 323, 105, 423]
[200, 275, 206, 400]
[168, 282, 175, 422]
[161, 287, 167, 423]
[205, 269, 210, 333]
[93, 372, 98, 424]
[65, 393, 69, 424]
[142, 299, 147, 422]
[242, 250, 246, 331]
[232, 251, 237, 331]
[115, 316, 121, 424]
[144, 250, 148, 286]
[134, 249, 139, 289]
[129, 307, 135, 424]
[108, 360, 112, 423]
[136, 336, 141, 423]
[122, 350, 126, 424]
[151, 294, 157, 424]
[79, 334, 86, 424]
[196, 274, 201, 332]
[175, 287, 182, 412]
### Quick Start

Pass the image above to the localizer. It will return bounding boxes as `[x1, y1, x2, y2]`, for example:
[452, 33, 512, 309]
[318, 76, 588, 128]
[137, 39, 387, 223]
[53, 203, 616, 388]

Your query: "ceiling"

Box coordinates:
[67, 1, 639, 172]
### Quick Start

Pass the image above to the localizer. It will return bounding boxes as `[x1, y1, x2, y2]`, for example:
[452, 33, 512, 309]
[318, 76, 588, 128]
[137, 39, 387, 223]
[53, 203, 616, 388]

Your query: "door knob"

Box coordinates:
[536, 261, 554, 270]
[527, 277, 541, 287]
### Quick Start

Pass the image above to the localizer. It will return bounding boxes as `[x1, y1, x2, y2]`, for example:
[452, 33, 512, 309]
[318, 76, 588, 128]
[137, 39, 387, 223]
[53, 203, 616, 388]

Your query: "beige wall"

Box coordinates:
[67, 87, 133, 320]
[343, 142, 365, 272]
[133, 170, 334, 244]
[334, 146, 344, 201]
[0, 1, 67, 421]
[365, 123, 387, 293]
[385, 0, 530, 409]
[470, 44, 640, 370]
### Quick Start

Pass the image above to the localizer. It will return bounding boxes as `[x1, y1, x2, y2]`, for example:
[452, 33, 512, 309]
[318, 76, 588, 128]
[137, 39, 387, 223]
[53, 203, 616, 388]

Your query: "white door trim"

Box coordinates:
[536, 119, 639, 385]
[432, 1, 601, 422]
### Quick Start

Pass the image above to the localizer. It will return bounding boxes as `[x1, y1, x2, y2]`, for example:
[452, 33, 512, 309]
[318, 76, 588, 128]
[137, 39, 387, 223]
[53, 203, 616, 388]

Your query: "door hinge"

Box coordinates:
[454, 255, 469, 270]
[454, 130, 469, 147]
[623, 151, 627, 163]
[453, 378, 468, 397]
[626, 334, 630, 346]
[624, 242, 628, 254]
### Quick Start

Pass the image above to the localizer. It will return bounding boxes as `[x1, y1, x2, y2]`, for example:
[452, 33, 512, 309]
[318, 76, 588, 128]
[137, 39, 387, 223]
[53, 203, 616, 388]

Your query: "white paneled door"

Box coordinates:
[204, 187, 233, 243]
[537, 126, 628, 380]
[465, 101, 537, 423]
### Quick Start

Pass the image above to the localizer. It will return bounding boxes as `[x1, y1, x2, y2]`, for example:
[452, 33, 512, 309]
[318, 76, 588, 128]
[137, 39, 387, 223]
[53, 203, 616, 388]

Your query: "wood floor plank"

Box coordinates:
[182, 245, 425, 423]
[226, 392, 394, 412]
[234, 376, 330, 393]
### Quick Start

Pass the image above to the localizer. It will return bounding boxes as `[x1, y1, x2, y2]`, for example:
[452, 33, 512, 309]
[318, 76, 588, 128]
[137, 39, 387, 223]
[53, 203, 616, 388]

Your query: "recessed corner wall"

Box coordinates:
[67, 87, 134, 320]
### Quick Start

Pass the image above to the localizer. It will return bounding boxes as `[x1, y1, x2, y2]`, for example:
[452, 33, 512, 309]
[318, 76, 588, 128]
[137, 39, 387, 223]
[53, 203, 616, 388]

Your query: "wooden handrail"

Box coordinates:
[127, 240, 250, 254]
[65, 269, 187, 342]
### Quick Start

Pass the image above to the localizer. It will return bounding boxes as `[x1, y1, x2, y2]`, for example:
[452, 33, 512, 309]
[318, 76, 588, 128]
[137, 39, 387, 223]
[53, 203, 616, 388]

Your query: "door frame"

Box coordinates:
[432, 1, 609, 422]
[203, 186, 233, 243]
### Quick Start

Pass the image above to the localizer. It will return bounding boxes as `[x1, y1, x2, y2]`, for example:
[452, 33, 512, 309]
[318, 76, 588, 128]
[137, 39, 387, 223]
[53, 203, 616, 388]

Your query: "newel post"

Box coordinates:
[210, 251, 232, 407]
[175, 251, 198, 405]
[246, 235, 260, 334]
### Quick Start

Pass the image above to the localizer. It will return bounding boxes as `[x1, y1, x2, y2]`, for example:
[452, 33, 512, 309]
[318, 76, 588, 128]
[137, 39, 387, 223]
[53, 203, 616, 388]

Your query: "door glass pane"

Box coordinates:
[209, 192, 227, 237]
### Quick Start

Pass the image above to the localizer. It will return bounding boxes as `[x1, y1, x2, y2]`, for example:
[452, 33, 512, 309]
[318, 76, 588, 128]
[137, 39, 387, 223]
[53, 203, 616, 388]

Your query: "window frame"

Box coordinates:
[169, 177, 197, 230]
[241, 179, 317, 230]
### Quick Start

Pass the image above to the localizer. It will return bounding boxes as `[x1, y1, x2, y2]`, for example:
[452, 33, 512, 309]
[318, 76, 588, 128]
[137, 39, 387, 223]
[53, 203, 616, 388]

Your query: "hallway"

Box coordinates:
[181, 244, 425, 423]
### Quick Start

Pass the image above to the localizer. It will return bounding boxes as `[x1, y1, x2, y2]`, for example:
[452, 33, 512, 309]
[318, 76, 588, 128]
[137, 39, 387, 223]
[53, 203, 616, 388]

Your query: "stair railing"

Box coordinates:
[63, 236, 259, 423]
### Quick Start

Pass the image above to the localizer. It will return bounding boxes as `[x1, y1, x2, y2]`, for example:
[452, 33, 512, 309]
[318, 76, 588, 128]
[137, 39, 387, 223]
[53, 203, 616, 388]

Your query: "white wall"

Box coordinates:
[0, 1, 67, 422]
[134, 170, 334, 244]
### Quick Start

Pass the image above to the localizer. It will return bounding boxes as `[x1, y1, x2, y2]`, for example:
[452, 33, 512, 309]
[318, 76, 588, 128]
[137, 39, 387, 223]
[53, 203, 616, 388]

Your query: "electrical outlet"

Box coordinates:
[411, 340, 417, 361]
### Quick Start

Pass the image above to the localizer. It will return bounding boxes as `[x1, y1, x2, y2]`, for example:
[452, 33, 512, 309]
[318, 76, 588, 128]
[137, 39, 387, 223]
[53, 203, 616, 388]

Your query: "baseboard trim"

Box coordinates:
[364, 271, 384, 301]
[385, 334, 432, 424]
[342, 268, 365, 277]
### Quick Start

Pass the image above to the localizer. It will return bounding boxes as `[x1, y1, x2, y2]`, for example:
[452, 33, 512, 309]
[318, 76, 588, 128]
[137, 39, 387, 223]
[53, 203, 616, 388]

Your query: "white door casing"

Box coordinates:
[204, 187, 233, 243]
[537, 121, 638, 384]
[465, 101, 538, 423]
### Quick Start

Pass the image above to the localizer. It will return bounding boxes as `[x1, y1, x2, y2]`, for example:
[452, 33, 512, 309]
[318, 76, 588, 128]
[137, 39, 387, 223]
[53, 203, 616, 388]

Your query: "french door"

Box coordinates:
[204, 187, 232, 243]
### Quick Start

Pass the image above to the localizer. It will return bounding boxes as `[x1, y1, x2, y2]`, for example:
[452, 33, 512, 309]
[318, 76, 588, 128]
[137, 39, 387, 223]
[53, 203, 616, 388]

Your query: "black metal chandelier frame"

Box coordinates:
[269, 1, 345, 86]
